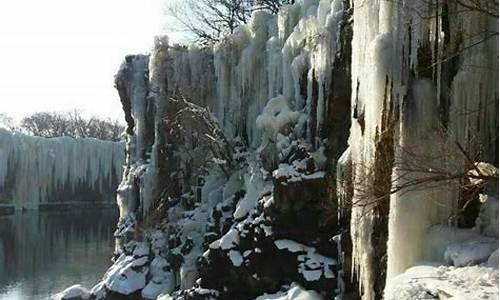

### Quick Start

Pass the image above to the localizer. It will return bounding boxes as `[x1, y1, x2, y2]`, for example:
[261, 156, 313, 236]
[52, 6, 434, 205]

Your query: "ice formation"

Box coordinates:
[346, 0, 498, 298]
[72, 0, 498, 299]
[0, 128, 124, 209]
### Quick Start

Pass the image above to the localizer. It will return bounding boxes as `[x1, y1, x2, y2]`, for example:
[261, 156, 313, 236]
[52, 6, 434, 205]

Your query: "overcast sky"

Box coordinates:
[0, 0, 183, 122]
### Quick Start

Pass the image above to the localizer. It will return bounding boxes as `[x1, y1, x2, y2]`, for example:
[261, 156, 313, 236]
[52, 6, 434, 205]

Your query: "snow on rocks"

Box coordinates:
[134, 242, 151, 257]
[142, 256, 175, 299]
[272, 142, 326, 183]
[385, 264, 499, 300]
[256, 95, 301, 140]
[392, 187, 500, 297]
[275, 239, 307, 253]
[102, 252, 149, 295]
[51, 285, 91, 300]
[210, 228, 240, 250]
[424, 190, 499, 268]
[150, 229, 168, 256]
[487, 250, 499, 268]
[424, 225, 488, 263]
[273, 162, 325, 182]
[253, 283, 323, 300]
[228, 250, 244, 267]
[142, 278, 175, 300]
[474, 191, 499, 238]
[114, 213, 137, 252]
[233, 164, 272, 220]
[194, 159, 337, 298]
[93, 228, 177, 299]
[90, 282, 107, 300]
[468, 163, 499, 187]
[172, 286, 220, 299]
[444, 239, 498, 267]
[275, 239, 336, 282]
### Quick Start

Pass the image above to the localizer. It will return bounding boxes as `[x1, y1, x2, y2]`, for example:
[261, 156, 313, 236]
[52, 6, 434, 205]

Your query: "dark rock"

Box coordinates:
[268, 177, 334, 246]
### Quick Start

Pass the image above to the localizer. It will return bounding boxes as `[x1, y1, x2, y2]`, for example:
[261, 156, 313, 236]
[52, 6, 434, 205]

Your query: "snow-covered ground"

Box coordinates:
[386, 185, 499, 299]
[386, 264, 498, 300]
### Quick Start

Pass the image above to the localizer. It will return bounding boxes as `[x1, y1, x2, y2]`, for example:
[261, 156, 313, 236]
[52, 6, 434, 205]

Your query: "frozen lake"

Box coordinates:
[0, 209, 118, 300]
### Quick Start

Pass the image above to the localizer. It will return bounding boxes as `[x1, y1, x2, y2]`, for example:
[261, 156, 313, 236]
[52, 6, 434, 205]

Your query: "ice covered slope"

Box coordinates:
[0, 129, 124, 208]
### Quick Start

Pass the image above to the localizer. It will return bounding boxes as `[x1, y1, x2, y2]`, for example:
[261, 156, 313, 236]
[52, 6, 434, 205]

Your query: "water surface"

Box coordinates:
[0, 209, 118, 300]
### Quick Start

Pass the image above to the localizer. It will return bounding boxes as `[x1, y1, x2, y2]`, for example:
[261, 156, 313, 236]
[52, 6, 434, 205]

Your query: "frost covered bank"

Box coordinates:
[75, 0, 498, 299]
[0, 129, 124, 209]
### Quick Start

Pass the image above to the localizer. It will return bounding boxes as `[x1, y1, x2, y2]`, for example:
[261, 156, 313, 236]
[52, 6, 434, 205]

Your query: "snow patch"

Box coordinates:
[253, 283, 323, 300]
[229, 250, 244, 267]
[444, 239, 498, 267]
[51, 285, 91, 300]
[385, 264, 499, 300]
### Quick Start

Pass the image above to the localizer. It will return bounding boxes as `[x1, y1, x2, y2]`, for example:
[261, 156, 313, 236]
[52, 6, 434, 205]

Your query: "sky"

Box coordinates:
[0, 0, 184, 122]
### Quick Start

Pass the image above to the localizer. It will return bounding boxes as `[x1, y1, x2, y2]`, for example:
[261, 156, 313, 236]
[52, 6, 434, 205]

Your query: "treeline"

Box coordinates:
[0, 111, 124, 141]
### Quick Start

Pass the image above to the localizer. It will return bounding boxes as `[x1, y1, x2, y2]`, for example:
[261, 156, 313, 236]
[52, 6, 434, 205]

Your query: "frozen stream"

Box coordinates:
[0, 208, 118, 300]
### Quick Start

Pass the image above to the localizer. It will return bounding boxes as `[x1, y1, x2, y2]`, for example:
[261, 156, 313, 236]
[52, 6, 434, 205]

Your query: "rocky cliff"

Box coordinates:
[80, 0, 498, 299]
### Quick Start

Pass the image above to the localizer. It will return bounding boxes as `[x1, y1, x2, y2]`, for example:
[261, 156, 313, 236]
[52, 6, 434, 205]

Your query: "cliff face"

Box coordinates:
[92, 0, 498, 299]
[0, 129, 124, 209]
[346, 1, 498, 298]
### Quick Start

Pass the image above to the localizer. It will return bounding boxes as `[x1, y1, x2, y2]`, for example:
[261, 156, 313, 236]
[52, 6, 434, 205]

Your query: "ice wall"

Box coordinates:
[107, 0, 497, 299]
[347, 0, 498, 298]
[0, 129, 124, 209]
[152, 0, 346, 149]
[113, 0, 349, 222]
[108, 0, 350, 298]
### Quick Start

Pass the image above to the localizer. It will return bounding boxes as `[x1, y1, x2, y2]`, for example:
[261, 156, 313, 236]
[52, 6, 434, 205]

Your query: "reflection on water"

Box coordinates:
[0, 209, 118, 300]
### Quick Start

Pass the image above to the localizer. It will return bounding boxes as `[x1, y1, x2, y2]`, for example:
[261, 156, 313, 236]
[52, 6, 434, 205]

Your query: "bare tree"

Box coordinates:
[0, 113, 18, 131]
[453, 0, 497, 17]
[21, 112, 59, 137]
[165, 96, 236, 177]
[68, 109, 89, 138]
[344, 127, 498, 217]
[253, 0, 294, 14]
[165, 0, 292, 44]
[166, 0, 251, 44]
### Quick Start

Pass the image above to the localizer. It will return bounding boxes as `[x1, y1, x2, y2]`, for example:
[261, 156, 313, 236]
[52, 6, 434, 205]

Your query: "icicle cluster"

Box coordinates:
[0, 129, 124, 208]
[155, 0, 345, 149]
[106, 0, 498, 299]
[347, 0, 498, 298]
[115, 0, 347, 221]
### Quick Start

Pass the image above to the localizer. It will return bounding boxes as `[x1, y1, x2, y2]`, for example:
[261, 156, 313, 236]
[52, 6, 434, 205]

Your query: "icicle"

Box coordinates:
[0, 129, 124, 209]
